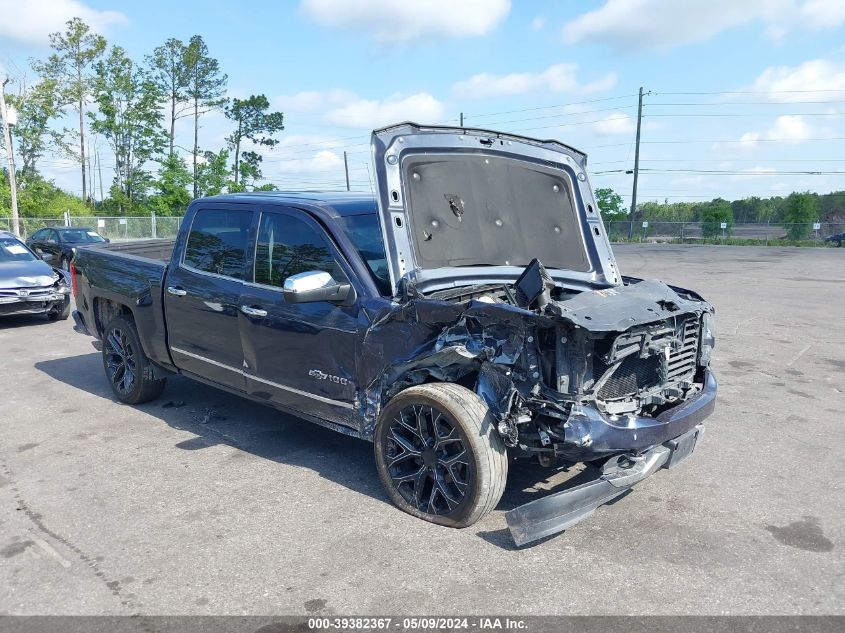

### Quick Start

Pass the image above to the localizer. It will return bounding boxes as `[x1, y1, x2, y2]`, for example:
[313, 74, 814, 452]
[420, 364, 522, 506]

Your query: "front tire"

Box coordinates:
[102, 315, 166, 404]
[374, 383, 508, 528]
[47, 297, 71, 321]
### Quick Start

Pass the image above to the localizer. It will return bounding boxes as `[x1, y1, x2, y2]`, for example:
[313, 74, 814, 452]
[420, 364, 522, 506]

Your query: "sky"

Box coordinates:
[1, 0, 845, 205]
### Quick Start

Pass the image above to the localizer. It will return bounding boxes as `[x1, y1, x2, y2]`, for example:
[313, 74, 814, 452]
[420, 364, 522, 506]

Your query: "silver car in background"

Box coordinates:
[0, 230, 72, 321]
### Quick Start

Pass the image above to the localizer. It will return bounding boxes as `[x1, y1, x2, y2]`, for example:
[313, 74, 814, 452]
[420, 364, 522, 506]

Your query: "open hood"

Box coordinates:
[371, 122, 620, 296]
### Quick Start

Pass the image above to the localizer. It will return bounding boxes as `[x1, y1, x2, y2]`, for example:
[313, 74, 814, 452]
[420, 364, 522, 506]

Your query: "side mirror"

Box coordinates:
[104, 237, 111, 243]
[283, 270, 354, 305]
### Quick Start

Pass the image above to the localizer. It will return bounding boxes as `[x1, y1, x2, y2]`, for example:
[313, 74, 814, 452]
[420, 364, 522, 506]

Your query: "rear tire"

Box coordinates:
[374, 383, 508, 528]
[102, 315, 166, 404]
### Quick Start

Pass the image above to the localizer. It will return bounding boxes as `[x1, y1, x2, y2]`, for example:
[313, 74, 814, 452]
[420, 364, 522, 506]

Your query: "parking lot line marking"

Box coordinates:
[787, 344, 813, 366]
[29, 532, 71, 568]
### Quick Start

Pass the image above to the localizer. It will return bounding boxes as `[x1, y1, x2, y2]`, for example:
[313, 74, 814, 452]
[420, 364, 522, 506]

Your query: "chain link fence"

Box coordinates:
[605, 221, 845, 245]
[0, 214, 184, 241]
[2, 215, 844, 246]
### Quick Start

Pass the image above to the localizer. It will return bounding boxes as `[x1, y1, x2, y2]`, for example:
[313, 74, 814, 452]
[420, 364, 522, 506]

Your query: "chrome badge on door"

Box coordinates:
[308, 369, 351, 386]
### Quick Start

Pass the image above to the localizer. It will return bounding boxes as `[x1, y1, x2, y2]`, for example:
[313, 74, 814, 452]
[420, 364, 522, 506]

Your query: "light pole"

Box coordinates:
[1, 76, 20, 236]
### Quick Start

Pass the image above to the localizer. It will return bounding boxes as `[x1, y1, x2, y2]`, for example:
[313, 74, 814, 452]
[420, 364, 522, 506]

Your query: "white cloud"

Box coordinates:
[593, 113, 637, 135]
[324, 92, 445, 128]
[801, 0, 845, 28]
[715, 114, 816, 154]
[453, 63, 617, 99]
[0, 0, 127, 45]
[562, 0, 845, 51]
[749, 59, 845, 102]
[766, 115, 813, 141]
[273, 90, 358, 113]
[745, 115, 813, 144]
[531, 16, 546, 31]
[299, 0, 511, 42]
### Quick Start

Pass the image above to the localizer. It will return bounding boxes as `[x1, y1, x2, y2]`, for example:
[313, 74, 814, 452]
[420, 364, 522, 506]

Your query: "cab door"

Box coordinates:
[164, 206, 254, 391]
[238, 209, 360, 427]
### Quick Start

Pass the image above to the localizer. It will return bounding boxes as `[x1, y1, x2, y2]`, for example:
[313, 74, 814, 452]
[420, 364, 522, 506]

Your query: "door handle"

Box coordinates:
[167, 286, 187, 296]
[240, 305, 267, 318]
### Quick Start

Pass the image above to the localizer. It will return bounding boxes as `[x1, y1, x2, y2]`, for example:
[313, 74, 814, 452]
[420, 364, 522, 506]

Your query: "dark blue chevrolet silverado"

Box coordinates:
[71, 123, 716, 545]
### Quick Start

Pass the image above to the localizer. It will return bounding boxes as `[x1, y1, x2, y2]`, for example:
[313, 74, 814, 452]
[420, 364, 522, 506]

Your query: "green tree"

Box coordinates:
[196, 149, 230, 197]
[0, 173, 88, 219]
[7, 77, 67, 182]
[225, 94, 284, 187]
[185, 35, 228, 198]
[90, 46, 165, 207]
[701, 198, 734, 238]
[594, 187, 626, 221]
[147, 38, 191, 156]
[783, 192, 818, 241]
[150, 153, 192, 215]
[34, 18, 107, 203]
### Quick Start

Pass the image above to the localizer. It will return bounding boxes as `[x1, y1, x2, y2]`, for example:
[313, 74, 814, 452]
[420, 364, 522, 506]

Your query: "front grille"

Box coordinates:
[598, 354, 661, 400]
[595, 316, 701, 401]
[0, 285, 55, 299]
[666, 318, 700, 382]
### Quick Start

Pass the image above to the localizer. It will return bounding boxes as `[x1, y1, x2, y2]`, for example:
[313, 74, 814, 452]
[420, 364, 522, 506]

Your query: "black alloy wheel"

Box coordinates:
[100, 315, 166, 404]
[374, 383, 508, 528]
[385, 403, 473, 515]
[104, 325, 137, 396]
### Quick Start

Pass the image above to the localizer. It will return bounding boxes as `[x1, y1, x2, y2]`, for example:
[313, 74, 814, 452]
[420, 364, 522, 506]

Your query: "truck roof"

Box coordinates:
[197, 191, 377, 218]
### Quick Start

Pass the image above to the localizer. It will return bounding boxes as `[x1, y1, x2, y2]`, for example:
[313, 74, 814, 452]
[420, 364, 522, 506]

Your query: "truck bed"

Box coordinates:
[92, 239, 176, 263]
[73, 239, 173, 366]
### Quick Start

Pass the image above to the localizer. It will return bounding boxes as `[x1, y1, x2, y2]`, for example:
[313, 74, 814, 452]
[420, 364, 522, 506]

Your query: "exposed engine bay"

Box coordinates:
[362, 258, 715, 466]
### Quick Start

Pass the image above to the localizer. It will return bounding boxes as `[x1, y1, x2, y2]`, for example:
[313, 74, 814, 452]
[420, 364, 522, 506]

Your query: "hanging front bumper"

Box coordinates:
[505, 422, 705, 547]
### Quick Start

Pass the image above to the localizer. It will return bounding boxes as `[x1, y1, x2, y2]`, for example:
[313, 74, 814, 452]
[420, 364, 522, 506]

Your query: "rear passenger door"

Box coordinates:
[239, 208, 360, 426]
[164, 206, 254, 390]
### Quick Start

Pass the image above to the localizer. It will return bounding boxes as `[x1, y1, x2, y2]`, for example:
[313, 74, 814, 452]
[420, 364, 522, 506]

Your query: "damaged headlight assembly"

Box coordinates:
[699, 311, 715, 366]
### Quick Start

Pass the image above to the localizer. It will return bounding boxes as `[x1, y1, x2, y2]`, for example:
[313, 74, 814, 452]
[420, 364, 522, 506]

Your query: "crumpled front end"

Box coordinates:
[358, 265, 716, 544]
[0, 270, 71, 317]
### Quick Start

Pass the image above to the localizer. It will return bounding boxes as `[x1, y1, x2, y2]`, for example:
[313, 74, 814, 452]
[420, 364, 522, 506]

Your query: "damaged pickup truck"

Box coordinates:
[70, 123, 716, 545]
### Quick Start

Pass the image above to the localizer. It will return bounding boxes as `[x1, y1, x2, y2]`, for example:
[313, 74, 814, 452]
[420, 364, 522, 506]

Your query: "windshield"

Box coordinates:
[0, 237, 38, 263]
[60, 229, 106, 243]
[338, 214, 391, 296]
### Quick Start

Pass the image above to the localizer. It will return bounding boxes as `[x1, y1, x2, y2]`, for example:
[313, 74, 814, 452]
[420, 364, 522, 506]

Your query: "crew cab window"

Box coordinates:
[338, 213, 391, 296]
[254, 213, 345, 289]
[183, 208, 253, 280]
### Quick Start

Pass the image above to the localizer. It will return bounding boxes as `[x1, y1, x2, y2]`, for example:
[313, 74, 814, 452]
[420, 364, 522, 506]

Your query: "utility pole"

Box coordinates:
[87, 139, 95, 206]
[460, 112, 464, 127]
[0, 77, 20, 236]
[343, 151, 350, 191]
[629, 86, 644, 239]
[96, 148, 104, 201]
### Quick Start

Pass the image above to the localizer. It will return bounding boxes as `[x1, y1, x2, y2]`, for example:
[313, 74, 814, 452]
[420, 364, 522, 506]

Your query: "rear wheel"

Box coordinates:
[102, 315, 166, 404]
[374, 383, 508, 528]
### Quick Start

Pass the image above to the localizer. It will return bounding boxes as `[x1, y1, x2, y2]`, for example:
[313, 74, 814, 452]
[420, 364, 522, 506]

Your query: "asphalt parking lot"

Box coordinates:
[1, 244, 843, 615]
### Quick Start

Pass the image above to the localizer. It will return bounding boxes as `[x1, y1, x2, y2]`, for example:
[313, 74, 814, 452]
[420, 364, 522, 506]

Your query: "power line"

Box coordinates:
[465, 93, 637, 119]
[643, 112, 845, 118]
[592, 136, 845, 147]
[594, 168, 845, 175]
[646, 100, 845, 106]
[654, 88, 845, 95]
